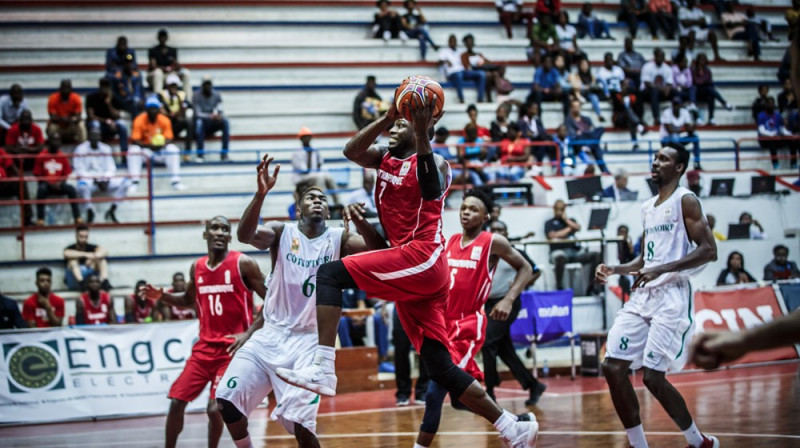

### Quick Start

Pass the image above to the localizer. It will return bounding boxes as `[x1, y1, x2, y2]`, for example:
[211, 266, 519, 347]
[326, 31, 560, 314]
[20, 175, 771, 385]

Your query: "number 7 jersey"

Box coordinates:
[263, 223, 344, 330]
[194, 251, 254, 345]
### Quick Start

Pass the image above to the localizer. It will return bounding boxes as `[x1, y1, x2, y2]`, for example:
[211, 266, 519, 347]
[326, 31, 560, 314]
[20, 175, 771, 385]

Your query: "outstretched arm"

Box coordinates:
[488, 235, 533, 321]
[344, 98, 396, 169]
[238, 154, 285, 251]
[142, 262, 197, 308]
[410, 93, 447, 200]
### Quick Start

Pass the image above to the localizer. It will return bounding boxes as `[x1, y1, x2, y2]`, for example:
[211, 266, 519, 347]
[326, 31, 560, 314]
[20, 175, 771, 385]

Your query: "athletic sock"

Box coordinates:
[682, 421, 704, 447]
[313, 345, 337, 366]
[413, 444, 427, 448]
[233, 435, 253, 448]
[626, 424, 648, 448]
[493, 410, 518, 439]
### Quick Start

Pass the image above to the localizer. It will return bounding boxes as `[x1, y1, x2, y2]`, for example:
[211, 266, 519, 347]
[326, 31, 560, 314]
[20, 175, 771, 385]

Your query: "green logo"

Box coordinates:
[302, 275, 316, 298]
[647, 351, 655, 359]
[619, 337, 629, 351]
[227, 376, 238, 388]
[646, 241, 655, 261]
[308, 395, 320, 405]
[4, 341, 64, 393]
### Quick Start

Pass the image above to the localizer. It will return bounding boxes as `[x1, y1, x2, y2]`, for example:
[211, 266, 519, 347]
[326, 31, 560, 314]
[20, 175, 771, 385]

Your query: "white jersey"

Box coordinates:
[263, 223, 344, 330]
[640, 186, 706, 288]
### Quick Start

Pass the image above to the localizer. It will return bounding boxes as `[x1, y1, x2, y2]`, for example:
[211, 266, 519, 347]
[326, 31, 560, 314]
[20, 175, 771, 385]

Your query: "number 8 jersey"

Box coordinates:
[263, 223, 344, 331]
[194, 251, 254, 345]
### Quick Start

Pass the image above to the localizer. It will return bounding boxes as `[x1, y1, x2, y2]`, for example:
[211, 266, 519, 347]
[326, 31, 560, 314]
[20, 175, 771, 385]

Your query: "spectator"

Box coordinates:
[147, 29, 191, 97]
[353, 75, 384, 130]
[565, 100, 609, 174]
[64, 224, 111, 291]
[721, 2, 761, 61]
[22, 267, 64, 328]
[757, 97, 797, 169]
[343, 169, 377, 216]
[648, 0, 676, 39]
[671, 34, 697, 67]
[568, 58, 605, 122]
[0, 84, 28, 143]
[393, 305, 430, 406]
[555, 11, 584, 70]
[106, 37, 143, 117]
[85, 77, 129, 158]
[611, 78, 647, 150]
[641, 48, 674, 126]
[603, 169, 637, 201]
[465, 103, 491, 139]
[597, 52, 626, 99]
[577, 3, 613, 40]
[527, 13, 559, 66]
[678, 0, 723, 61]
[0, 146, 33, 226]
[372, 0, 403, 42]
[527, 55, 566, 114]
[75, 273, 117, 325]
[706, 213, 726, 241]
[5, 109, 45, 172]
[290, 126, 338, 201]
[47, 79, 86, 144]
[74, 127, 127, 223]
[751, 84, 771, 123]
[495, 122, 532, 181]
[692, 53, 733, 126]
[164, 271, 197, 320]
[439, 34, 486, 104]
[618, 37, 646, 87]
[400, 0, 439, 60]
[105, 36, 137, 76]
[739, 211, 766, 239]
[453, 123, 488, 186]
[0, 291, 26, 329]
[535, 0, 561, 21]
[661, 98, 702, 170]
[491, 102, 514, 142]
[33, 131, 80, 225]
[545, 199, 601, 293]
[778, 78, 798, 116]
[493, 66, 516, 104]
[192, 77, 230, 162]
[746, 5, 778, 42]
[462, 35, 502, 102]
[619, 0, 657, 39]
[671, 53, 696, 115]
[518, 102, 550, 142]
[431, 126, 452, 160]
[553, 124, 573, 173]
[159, 74, 192, 158]
[495, 0, 534, 39]
[716, 251, 757, 286]
[764, 244, 800, 281]
[126, 279, 161, 323]
[128, 97, 185, 192]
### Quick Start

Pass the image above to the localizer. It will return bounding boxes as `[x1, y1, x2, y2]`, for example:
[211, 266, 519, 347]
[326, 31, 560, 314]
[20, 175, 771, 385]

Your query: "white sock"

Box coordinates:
[313, 345, 336, 365]
[413, 444, 427, 448]
[233, 435, 253, 448]
[682, 421, 704, 447]
[626, 424, 648, 448]
[493, 410, 518, 439]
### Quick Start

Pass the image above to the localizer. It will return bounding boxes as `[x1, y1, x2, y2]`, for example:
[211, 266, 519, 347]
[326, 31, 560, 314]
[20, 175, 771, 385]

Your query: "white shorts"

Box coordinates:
[682, 28, 710, 42]
[605, 280, 694, 372]
[216, 323, 320, 434]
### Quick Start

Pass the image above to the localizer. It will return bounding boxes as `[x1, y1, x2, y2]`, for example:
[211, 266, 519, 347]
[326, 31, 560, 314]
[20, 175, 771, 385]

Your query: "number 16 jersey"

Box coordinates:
[194, 251, 253, 346]
[264, 223, 344, 331]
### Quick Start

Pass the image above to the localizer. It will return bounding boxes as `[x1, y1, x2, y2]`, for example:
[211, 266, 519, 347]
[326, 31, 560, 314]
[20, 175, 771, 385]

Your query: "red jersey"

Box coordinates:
[80, 292, 112, 325]
[22, 293, 65, 328]
[500, 137, 531, 162]
[0, 148, 12, 178]
[132, 296, 155, 323]
[445, 231, 496, 319]
[5, 122, 44, 148]
[33, 149, 72, 185]
[193, 251, 253, 346]
[170, 305, 196, 320]
[375, 151, 450, 246]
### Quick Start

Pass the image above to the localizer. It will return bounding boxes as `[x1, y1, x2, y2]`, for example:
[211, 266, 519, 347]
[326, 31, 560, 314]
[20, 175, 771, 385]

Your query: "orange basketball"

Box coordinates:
[395, 75, 445, 122]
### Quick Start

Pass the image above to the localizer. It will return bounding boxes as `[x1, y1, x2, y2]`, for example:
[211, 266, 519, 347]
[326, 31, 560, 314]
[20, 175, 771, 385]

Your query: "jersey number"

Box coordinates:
[303, 275, 316, 298]
[377, 181, 388, 206]
[450, 268, 458, 290]
[207, 294, 223, 316]
[645, 241, 655, 261]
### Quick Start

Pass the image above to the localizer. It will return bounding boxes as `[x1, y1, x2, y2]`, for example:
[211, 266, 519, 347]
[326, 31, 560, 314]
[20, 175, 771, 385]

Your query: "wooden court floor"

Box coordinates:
[1, 363, 798, 448]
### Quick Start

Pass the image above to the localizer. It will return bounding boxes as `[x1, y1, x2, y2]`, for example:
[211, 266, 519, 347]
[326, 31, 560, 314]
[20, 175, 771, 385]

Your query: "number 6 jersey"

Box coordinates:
[194, 251, 254, 345]
[263, 223, 344, 331]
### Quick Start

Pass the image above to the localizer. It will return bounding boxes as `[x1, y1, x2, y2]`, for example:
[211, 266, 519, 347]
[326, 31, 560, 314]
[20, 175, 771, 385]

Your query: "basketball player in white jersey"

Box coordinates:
[595, 143, 720, 448]
[215, 155, 369, 448]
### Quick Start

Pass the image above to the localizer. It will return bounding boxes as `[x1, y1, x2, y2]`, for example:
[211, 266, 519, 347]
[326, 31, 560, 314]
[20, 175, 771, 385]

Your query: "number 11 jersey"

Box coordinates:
[264, 223, 344, 331]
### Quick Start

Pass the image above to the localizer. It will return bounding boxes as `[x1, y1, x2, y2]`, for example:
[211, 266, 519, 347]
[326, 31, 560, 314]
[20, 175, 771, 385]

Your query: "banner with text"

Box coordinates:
[693, 285, 799, 365]
[0, 321, 208, 424]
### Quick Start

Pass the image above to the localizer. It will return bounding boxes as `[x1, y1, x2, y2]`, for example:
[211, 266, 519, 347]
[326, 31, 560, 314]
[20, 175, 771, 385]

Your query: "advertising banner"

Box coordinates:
[510, 289, 573, 344]
[0, 321, 208, 424]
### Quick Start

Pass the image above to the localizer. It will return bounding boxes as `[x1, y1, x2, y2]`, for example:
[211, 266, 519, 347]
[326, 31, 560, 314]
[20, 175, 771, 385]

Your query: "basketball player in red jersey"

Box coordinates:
[278, 95, 539, 446]
[75, 273, 117, 325]
[140, 216, 267, 448]
[125, 279, 162, 323]
[165, 272, 197, 320]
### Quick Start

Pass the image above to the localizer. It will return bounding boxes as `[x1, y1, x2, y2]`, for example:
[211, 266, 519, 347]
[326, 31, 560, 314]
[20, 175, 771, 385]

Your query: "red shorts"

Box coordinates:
[448, 311, 488, 382]
[168, 342, 231, 402]
[342, 240, 451, 351]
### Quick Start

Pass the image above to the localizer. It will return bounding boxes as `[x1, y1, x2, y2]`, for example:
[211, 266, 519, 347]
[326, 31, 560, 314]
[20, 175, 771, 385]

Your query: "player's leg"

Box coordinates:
[293, 423, 320, 448]
[415, 381, 449, 447]
[165, 398, 189, 448]
[166, 355, 217, 447]
[206, 398, 224, 448]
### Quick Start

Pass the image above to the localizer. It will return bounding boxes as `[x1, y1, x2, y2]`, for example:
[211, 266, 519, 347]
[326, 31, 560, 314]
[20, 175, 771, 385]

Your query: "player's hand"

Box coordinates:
[631, 267, 662, 290]
[410, 91, 438, 128]
[140, 284, 163, 301]
[490, 298, 514, 321]
[225, 331, 250, 355]
[595, 264, 614, 284]
[256, 154, 280, 196]
[689, 331, 748, 370]
[343, 202, 368, 224]
[386, 88, 400, 121]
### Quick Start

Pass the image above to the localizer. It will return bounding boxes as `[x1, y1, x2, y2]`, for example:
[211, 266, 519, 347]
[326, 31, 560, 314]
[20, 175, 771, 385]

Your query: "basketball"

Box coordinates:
[394, 75, 445, 121]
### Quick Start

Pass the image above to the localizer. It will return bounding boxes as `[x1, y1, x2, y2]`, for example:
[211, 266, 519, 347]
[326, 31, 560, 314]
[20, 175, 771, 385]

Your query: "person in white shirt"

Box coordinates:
[438, 34, 486, 103]
[640, 48, 675, 125]
[290, 126, 338, 203]
[73, 126, 129, 223]
[739, 212, 767, 239]
[678, 0, 723, 60]
[343, 169, 377, 217]
[495, 0, 534, 39]
[597, 52, 626, 97]
[555, 11, 582, 69]
[660, 97, 702, 170]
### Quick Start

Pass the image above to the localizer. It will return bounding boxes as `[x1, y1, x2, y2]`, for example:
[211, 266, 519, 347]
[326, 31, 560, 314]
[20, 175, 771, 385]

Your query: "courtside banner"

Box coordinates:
[0, 321, 208, 424]
[693, 285, 799, 365]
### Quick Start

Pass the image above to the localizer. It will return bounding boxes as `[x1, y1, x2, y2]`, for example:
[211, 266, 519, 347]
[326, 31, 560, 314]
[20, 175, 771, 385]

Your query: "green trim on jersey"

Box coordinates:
[675, 283, 693, 359]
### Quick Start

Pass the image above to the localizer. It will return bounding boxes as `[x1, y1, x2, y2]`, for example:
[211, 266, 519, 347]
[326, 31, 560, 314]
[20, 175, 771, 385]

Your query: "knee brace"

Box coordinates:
[316, 260, 357, 307]
[419, 381, 448, 434]
[216, 398, 244, 424]
[419, 338, 475, 400]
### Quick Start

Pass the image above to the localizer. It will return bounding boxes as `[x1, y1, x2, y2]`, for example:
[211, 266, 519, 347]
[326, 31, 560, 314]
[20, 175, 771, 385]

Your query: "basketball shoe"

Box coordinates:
[276, 359, 337, 397]
[687, 435, 720, 448]
[503, 412, 538, 447]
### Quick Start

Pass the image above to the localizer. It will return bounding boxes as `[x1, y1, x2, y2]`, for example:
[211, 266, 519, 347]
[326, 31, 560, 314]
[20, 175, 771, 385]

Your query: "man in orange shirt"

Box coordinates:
[47, 79, 87, 143]
[126, 97, 184, 192]
[22, 267, 65, 328]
